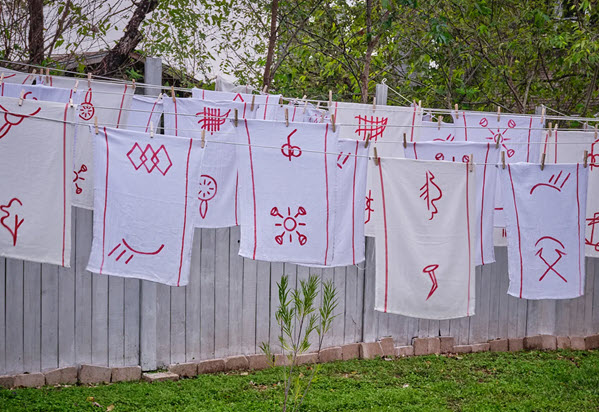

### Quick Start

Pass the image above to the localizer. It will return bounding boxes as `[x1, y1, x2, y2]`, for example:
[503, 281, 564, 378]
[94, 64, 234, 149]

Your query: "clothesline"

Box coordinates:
[3, 60, 599, 124]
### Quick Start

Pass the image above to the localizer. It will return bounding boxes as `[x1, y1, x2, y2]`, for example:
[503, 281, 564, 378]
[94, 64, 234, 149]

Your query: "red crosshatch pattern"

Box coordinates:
[420, 171, 443, 220]
[534, 236, 567, 283]
[271, 206, 307, 245]
[79, 88, 95, 121]
[529, 171, 571, 195]
[0, 198, 24, 246]
[364, 190, 374, 224]
[586, 213, 599, 252]
[195, 107, 231, 134]
[72, 164, 87, 195]
[280, 129, 302, 161]
[197, 175, 217, 219]
[127, 143, 173, 175]
[422, 264, 439, 300]
[108, 238, 165, 264]
[0, 105, 41, 139]
[478, 117, 517, 157]
[354, 115, 388, 141]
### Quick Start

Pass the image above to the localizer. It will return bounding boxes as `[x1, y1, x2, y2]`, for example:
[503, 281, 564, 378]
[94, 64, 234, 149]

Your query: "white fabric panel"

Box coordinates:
[0, 67, 35, 84]
[125, 95, 163, 134]
[0, 83, 75, 103]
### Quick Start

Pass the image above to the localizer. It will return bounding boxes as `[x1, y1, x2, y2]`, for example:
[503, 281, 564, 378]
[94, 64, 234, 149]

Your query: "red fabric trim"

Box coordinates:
[323, 123, 330, 265]
[351, 140, 358, 264]
[412, 142, 418, 159]
[466, 162, 472, 315]
[378, 161, 389, 312]
[235, 172, 239, 226]
[576, 164, 581, 295]
[480, 143, 490, 265]
[508, 165, 524, 298]
[100, 127, 110, 274]
[177, 138, 194, 286]
[61, 103, 68, 266]
[244, 120, 258, 259]
[526, 117, 533, 162]
[145, 100, 159, 133]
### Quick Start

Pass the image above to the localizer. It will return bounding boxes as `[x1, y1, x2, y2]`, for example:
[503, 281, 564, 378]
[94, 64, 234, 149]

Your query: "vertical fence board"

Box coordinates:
[58, 214, 76, 368]
[241, 258, 257, 354]
[255, 261, 271, 354]
[0, 259, 5, 372]
[123, 278, 140, 366]
[5, 259, 24, 374]
[75, 208, 92, 365]
[214, 228, 230, 358]
[363, 237, 377, 342]
[41, 264, 59, 371]
[23, 262, 41, 372]
[200, 229, 216, 359]
[155, 283, 171, 367]
[344, 265, 358, 343]
[91, 273, 109, 365]
[185, 230, 202, 363]
[228, 226, 243, 357]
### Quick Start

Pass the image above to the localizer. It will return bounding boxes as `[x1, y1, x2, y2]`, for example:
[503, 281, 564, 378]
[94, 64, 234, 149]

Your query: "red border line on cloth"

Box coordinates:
[62, 103, 68, 266]
[378, 161, 389, 312]
[412, 142, 418, 159]
[116, 84, 128, 128]
[244, 119, 258, 259]
[526, 117, 533, 162]
[177, 138, 194, 286]
[507, 164, 524, 298]
[235, 172, 239, 226]
[480, 143, 490, 265]
[465, 162, 472, 315]
[323, 123, 330, 266]
[462, 111, 468, 141]
[351, 140, 358, 264]
[145, 99, 160, 133]
[99, 127, 110, 274]
[576, 163, 582, 295]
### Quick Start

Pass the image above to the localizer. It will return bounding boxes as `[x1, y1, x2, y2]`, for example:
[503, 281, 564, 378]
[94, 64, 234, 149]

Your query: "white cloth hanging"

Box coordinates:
[419, 120, 458, 142]
[500, 163, 588, 299]
[331, 102, 423, 236]
[544, 129, 599, 257]
[125, 95, 163, 134]
[87, 127, 203, 286]
[405, 142, 500, 265]
[164, 98, 252, 228]
[453, 111, 544, 229]
[373, 157, 476, 319]
[191, 88, 281, 121]
[0, 83, 76, 103]
[236, 119, 337, 265]
[0, 67, 35, 84]
[0, 97, 74, 266]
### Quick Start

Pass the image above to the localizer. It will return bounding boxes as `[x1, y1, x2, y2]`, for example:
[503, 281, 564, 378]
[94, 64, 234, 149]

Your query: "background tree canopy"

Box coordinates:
[1, 0, 598, 115]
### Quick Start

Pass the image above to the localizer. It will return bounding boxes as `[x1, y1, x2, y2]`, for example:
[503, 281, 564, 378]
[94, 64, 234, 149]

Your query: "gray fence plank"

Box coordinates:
[200, 229, 216, 359]
[155, 283, 171, 367]
[344, 265, 358, 343]
[255, 260, 271, 353]
[185, 229, 202, 363]
[41, 264, 59, 371]
[584, 258, 595, 335]
[214, 228, 230, 358]
[108, 277, 125, 366]
[228, 226, 243, 357]
[241, 258, 257, 354]
[58, 214, 76, 368]
[170, 284, 187, 365]
[363, 237, 377, 342]
[23, 262, 41, 372]
[5, 259, 24, 374]
[75, 208, 92, 365]
[123, 278, 140, 366]
[91, 273, 109, 365]
[0, 259, 5, 372]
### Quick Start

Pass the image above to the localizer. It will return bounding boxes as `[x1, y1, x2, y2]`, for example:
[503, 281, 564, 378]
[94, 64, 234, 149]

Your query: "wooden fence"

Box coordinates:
[0, 207, 598, 376]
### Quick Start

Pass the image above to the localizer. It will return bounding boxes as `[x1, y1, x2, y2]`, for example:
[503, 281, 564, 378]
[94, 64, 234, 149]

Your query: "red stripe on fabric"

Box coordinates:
[526, 117, 533, 162]
[463, 112, 468, 141]
[508, 165, 524, 298]
[22, 75, 30, 85]
[244, 120, 258, 259]
[323, 123, 330, 265]
[145, 100, 159, 133]
[100, 127, 110, 274]
[242, 102, 247, 119]
[351, 140, 358, 264]
[61, 104, 68, 266]
[466, 162, 472, 315]
[480, 143, 490, 265]
[576, 164, 581, 295]
[235, 172, 239, 226]
[292, 107, 297, 122]
[378, 161, 389, 312]
[177, 138, 194, 286]
[412, 142, 418, 159]
[116, 84, 128, 128]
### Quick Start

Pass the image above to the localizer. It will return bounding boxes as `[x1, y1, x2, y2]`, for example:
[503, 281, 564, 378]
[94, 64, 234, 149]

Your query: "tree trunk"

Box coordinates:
[360, 0, 374, 103]
[28, 0, 44, 65]
[93, 0, 159, 76]
[262, 0, 280, 91]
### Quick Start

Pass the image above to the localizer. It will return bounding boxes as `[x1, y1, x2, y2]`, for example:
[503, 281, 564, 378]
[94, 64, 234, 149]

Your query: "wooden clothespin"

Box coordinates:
[73, 80, 79, 93]
[454, 103, 459, 119]
[403, 132, 407, 148]
[303, 99, 308, 114]
[328, 90, 333, 109]
[131, 79, 136, 90]
[372, 96, 376, 111]
[541, 105, 546, 122]
[87, 72, 92, 89]
[234, 108, 238, 127]
[68, 98, 74, 108]
[437, 115, 443, 130]
[250, 95, 255, 111]
[285, 108, 289, 127]
[0, 73, 4, 85]
[595, 125, 598, 139]
[149, 122, 154, 138]
[279, 96, 283, 105]
[31, 69, 37, 76]
[94, 116, 99, 134]
[548, 122, 553, 137]
[331, 113, 336, 132]
[201, 129, 206, 148]
[540, 152, 546, 171]
[418, 100, 422, 109]
[18, 89, 24, 106]
[171, 86, 176, 103]
[501, 151, 506, 169]
[497, 106, 501, 121]
[584, 122, 588, 131]
[584, 150, 588, 168]
[364, 133, 371, 148]
[373, 146, 379, 166]
[469, 153, 474, 172]
[45, 68, 50, 84]
[262, 85, 268, 94]
[495, 134, 501, 149]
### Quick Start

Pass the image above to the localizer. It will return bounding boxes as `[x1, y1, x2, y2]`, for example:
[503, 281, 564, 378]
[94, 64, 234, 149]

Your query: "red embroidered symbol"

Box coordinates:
[0, 198, 24, 246]
[0, 104, 41, 139]
[280, 129, 301, 161]
[586, 212, 599, 252]
[72, 164, 88, 195]
[365, 190, 374, 224]
[479, 117, 517, 157]
[354, 115, 388, 141]
[337, 152, 350, 169]
[271, 206, 307, 245]
[127, 143, 172, 176]
[422, 264, 439, 300]
[535, 236, 567, 283]
[108, 238, 165, 264]
[79, 88, 95, 121]
[420, 171, 442, 220]
[196, 107, 231, 134]
[589, 139, 599, 170]
[233, 93, 244, 102]
[434, 152, 470, 163]
[433, 134, 455, 142]
[529, 170, 571, 195]
[198, 175, 217, 219]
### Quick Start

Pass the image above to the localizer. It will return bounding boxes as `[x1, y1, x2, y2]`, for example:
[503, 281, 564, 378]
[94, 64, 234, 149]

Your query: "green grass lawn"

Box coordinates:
[1, 350, 598, 411]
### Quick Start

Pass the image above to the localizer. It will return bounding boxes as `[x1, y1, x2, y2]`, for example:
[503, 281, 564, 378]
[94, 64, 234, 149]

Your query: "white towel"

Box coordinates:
[261, 102, 328, 123]
[86, 127, 203, 286]
[374, 158, 476, 319]
[191, 88, 281, 121]
[419, 120, 458, 142]
[164, 98, 252, 228]
[0, 97, 74, 266]
[405, 142, 500, 265]
[125, 95, 163, 134]
[543, 129, 599, 257]
[0, 67, 35, 84]
[0, 83, 76, 103]
[236, 119, 337, 265]
[500, 163, 588, 299]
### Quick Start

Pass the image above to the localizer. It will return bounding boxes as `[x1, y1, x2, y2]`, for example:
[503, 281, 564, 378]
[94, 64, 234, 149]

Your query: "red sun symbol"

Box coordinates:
[271, 206, 307, 245]
[198, 175, 217, 219]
